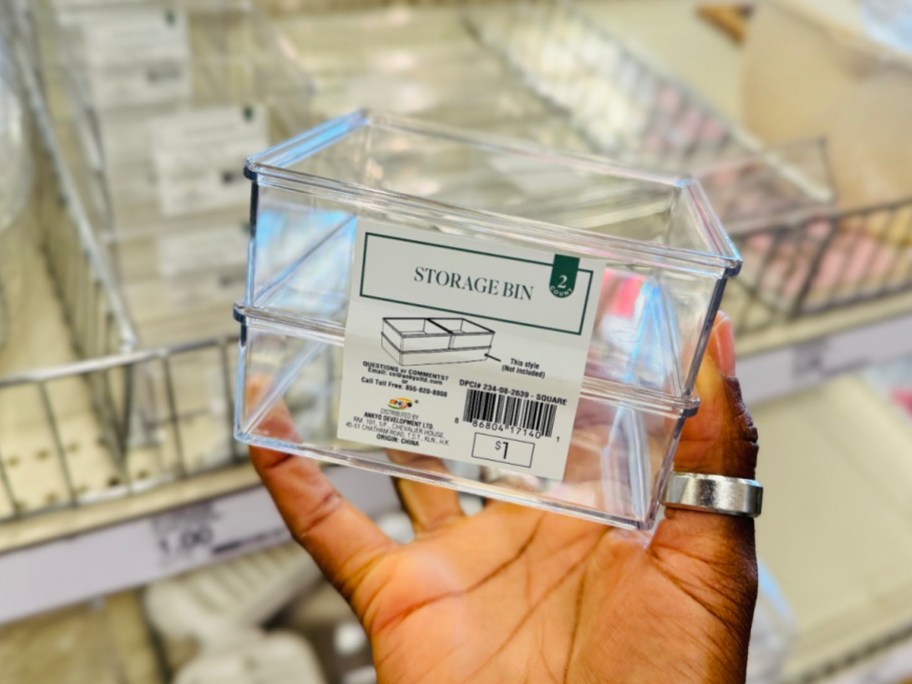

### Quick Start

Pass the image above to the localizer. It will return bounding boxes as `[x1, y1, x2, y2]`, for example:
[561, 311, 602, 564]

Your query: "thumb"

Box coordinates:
[673, 312, 758, 480]
[649, 312, 759, 641]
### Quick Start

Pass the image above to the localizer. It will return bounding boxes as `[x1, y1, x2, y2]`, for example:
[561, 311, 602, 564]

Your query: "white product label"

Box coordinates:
[89, 63, 192, 107]
[99, 115, 153, 169]
[72, 7, 192, 108]
[338, 224, 601, 481]
[87, 62, 191, 109]
[158, 226, 250, 278]
[152, 106, 269, 217]
[79, 7, 190, 68]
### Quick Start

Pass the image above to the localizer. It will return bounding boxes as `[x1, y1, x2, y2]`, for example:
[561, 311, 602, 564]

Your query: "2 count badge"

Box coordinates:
[549, 254, 580, 298]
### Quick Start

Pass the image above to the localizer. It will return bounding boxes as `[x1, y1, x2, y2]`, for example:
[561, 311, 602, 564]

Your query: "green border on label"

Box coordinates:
[360, 232, 595, 336]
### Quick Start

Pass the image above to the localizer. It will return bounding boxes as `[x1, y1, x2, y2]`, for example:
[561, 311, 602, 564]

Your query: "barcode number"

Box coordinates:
[463, 388, 556, 438]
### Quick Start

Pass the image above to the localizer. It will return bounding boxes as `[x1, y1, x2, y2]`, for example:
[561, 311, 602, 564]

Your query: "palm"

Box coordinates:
[356, 488, 752, 683]
[250, 318, 758, 683]
[361, 506, 603, 682]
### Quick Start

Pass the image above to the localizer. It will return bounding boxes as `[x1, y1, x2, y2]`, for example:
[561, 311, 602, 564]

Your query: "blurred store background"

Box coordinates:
[0, 0, 911, 682]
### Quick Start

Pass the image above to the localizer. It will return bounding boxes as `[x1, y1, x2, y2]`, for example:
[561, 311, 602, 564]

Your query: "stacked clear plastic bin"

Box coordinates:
[0, 0, 314, 520]
[235, 111, 741, 528]
[50, 0, 313, 346]
[44, 0, 315, 486]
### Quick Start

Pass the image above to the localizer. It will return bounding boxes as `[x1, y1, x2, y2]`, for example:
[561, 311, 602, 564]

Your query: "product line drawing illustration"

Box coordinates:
[380, 317, 495, 366]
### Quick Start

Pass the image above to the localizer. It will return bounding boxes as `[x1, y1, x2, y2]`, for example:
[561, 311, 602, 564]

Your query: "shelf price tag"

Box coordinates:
[149, 495, 290, 571]
[740, 313, 912, 404]
[150, 502, 218, 569]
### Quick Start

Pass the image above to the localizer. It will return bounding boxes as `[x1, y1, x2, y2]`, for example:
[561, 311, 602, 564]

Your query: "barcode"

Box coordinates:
[462, 389, 556, 438]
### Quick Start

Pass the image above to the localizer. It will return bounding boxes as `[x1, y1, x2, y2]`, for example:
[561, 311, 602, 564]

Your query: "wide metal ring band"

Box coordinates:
[663, 472, 763, 518]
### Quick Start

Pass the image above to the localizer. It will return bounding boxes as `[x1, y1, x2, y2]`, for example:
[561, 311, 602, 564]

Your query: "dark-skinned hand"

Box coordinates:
[248, 313, 759, 683]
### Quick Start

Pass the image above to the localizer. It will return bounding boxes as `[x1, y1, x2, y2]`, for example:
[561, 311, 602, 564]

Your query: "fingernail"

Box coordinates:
[710, 312, 736, 376]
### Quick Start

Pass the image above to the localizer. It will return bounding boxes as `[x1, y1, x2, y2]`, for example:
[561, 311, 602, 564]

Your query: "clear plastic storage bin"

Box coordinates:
[48, 0, 313, 345]
[234, 111, 741, 528]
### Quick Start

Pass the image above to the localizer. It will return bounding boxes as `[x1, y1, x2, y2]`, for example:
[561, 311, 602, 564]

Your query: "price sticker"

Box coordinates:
[150, 502, 219, 569]
[149, 493, 291, 572]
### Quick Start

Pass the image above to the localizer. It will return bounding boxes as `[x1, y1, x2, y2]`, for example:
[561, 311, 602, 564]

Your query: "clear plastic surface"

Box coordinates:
[254, 0, 841, 335]
[230, 111, 738, 527]
[48, 0, 314, 346]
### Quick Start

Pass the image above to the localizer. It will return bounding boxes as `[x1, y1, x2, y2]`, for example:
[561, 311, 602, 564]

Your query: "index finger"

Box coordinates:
[246, 379, 395, 602]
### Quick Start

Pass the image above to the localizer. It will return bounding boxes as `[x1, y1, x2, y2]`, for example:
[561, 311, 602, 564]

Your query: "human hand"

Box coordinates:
[249, 313, 759, 683]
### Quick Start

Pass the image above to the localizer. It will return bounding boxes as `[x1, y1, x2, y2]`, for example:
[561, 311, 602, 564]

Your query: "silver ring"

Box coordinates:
[663, 472, 763, 518]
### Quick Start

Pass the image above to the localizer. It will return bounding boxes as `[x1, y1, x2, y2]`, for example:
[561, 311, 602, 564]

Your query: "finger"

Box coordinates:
[246, 379, 395, 603]
[650, 312, 759, 561]
[674, 312, 758, 479]
[386, 449, 464, 533]
[647, 314, 758, 661]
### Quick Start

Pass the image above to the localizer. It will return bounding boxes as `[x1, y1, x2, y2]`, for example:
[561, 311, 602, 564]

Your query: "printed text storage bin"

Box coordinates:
[235, 111, 741, 529]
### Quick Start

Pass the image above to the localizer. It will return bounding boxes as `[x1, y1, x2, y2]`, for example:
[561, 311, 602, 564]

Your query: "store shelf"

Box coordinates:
[575, 4, 912, 680]
[0, 16, 349, 625]
[738, 292, 912, 405]
[753, 374, 912, 682]
[571, 0, 912, 406]
[0, 464, 398, 625]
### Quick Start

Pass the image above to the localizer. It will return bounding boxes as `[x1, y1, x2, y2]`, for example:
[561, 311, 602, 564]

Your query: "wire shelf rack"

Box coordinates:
[0, 0, 295, 522]
[494, 0, 912, 332]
